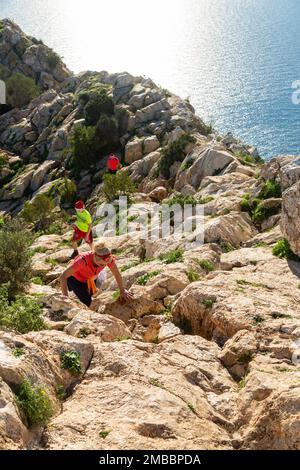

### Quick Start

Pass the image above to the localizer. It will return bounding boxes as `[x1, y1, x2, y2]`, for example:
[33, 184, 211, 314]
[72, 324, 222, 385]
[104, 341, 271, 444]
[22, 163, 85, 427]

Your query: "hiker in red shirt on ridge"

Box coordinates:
[107, 153, 120, 174]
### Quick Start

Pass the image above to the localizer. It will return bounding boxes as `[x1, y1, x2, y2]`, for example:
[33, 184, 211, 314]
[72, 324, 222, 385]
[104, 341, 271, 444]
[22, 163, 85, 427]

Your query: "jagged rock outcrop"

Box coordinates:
[0, 19, 71, 90]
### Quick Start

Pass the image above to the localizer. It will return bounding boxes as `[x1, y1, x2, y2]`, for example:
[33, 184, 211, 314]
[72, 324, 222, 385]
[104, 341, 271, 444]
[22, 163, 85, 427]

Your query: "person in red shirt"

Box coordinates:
[107, 153, 120, 174]
[60, 243, 133, 309]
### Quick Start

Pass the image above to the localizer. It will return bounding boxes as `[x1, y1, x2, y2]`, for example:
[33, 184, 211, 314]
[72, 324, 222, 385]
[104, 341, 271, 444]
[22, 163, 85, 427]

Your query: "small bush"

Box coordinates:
[21, 194, 54, 232]
[136, 271, 161, 286]
[198, 259, 215, 273]
[166, 194, 213, 208]
[202, 298, 215, 309]
[12, 347, 25, 358]
[60, 351, 82, 376]
[16, 380, 53, 426]
[70, 125, 98, 170]
[102, 172, 136, 202]
[0, 220, 32, 300]
[0, 287, 46, 334]
[6, 73, 41, 108]
[46, 50, 61, 69]
[259, 180, 282, 200]
[50, 178, 77, 205]
[159, 249, 184, 264]
[187, 271, 200, 283]
[94, 114, 119, 152]
[272, 239, 300, 261]
[158, 134, 196, 178]
[84, 89, 114, 125]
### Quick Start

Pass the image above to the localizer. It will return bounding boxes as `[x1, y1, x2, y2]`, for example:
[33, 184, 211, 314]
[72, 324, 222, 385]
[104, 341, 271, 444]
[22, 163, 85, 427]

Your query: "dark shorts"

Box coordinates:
[67, 276, 92, 307]
[108, 168, 117, 174]
[72, 226, 93, 244]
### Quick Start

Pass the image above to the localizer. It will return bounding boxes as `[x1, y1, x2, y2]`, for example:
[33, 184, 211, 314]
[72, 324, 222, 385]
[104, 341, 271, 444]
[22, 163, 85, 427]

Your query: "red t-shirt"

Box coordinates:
[107, 155, 120, 171]
[72, 252, 115, 283]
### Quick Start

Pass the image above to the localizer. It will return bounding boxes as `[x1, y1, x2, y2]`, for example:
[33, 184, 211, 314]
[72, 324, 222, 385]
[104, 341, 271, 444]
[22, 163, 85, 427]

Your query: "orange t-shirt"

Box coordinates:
[72, 252, 115, 283]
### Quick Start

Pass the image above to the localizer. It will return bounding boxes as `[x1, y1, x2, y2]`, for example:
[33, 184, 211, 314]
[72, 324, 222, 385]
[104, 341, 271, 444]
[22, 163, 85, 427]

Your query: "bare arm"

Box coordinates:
[109, 262, 133, 301]
[60, 265, 75, 297]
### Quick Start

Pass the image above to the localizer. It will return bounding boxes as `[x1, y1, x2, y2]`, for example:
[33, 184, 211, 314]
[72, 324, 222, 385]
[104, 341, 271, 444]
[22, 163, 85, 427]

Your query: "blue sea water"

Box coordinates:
[0, 0, 300, 159]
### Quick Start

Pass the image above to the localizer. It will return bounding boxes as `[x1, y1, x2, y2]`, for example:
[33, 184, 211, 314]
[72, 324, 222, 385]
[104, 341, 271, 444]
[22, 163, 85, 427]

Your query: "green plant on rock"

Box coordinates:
[60, 351, 82, 376]
[99, 430, 110, 439]
[101, 172, 136, 202]
[0, 220, 32, 300]
[55, 385, 66, 400]
[50, 178, 77, 205]
[6, 72, 41, 108]
[136, 271, 161, 286]
[0, 287, 46, 334]
[202, 298, 215, 309]
[259, 179, 282, 199]
[159, 249, 184, 264]
[21, 194, 55, 232]
[46, 50, 61, 69]
[16, 380, 53, 426]
[240, 180, 282, 226]
[198, 259, 215, 273]
[94, 114, 119, 152]
[272, 239, 300, 261]
[84, 88, 114, 126]
[187, 271, 200, 283]
[70, 125, 97, 170]
[166, 193, 213, 208]
[12, 347, 25, 358]
[158, 134, 196, 179]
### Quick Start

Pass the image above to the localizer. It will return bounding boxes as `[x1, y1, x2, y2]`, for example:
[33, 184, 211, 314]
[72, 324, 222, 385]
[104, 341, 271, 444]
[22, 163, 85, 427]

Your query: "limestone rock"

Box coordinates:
[45, 336, 236, 450]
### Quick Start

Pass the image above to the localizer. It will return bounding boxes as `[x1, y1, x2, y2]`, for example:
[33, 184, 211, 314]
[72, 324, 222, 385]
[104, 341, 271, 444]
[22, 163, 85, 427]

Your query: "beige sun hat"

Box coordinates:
[94, 242, 111, 256]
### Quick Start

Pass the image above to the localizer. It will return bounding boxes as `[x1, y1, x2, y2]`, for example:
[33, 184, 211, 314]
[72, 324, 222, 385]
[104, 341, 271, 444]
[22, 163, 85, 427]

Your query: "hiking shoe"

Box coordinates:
[70, 250, 79, 260]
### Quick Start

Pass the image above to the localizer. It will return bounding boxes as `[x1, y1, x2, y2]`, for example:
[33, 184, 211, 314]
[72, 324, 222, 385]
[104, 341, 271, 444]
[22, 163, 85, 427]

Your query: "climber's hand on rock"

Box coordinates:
[120, 289, 133, 303]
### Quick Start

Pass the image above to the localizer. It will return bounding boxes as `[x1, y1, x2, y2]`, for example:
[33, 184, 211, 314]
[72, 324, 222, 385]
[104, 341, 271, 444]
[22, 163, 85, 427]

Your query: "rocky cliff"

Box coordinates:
[0, 20, 299, 451]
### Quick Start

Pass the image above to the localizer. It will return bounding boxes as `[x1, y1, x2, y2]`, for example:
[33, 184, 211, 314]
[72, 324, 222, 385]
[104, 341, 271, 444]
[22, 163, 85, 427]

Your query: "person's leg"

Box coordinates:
[87, 230, 94, 251]
[67, 276, 92, 308]
[71, 228, 81, 259]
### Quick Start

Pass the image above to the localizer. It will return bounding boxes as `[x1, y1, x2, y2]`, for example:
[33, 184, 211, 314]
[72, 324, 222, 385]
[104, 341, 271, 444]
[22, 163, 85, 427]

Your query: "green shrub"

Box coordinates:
[159, 249, 184, 264]
[50, 178, 77, 205]
[12, 347, 25, 358]
[60, 351, 82, 376]
[166, 194, 213, 208]
[70, 125, 98, 170]
[240, 188, 280, 226]
[21, 194, 54, 232]
[202, 298, 215, 309]
[187, 271, 200, 283]
[0, 221, 32, 300]
[31, 276, 44, 286]
[240, 194, 251, 213]
[259, 180, 282, 199]
[158, 134, 196, 178]
[0, 287, 46, 333]
[102, 172, 136, 202]
[272, 239, 300, 261]
[198, 259, 215, 273]
[84, 89, 114, 126]
[46, 50, 61, 69]
[136, 271, 161, 286]
[6, 73, 41, 108]
[16, 380, 53, 426]
[94, 114, 119, 152]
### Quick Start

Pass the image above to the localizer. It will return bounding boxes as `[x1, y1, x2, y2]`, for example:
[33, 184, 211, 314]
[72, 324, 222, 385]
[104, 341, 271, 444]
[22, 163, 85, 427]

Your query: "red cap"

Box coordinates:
[75, 200, 85, 210]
